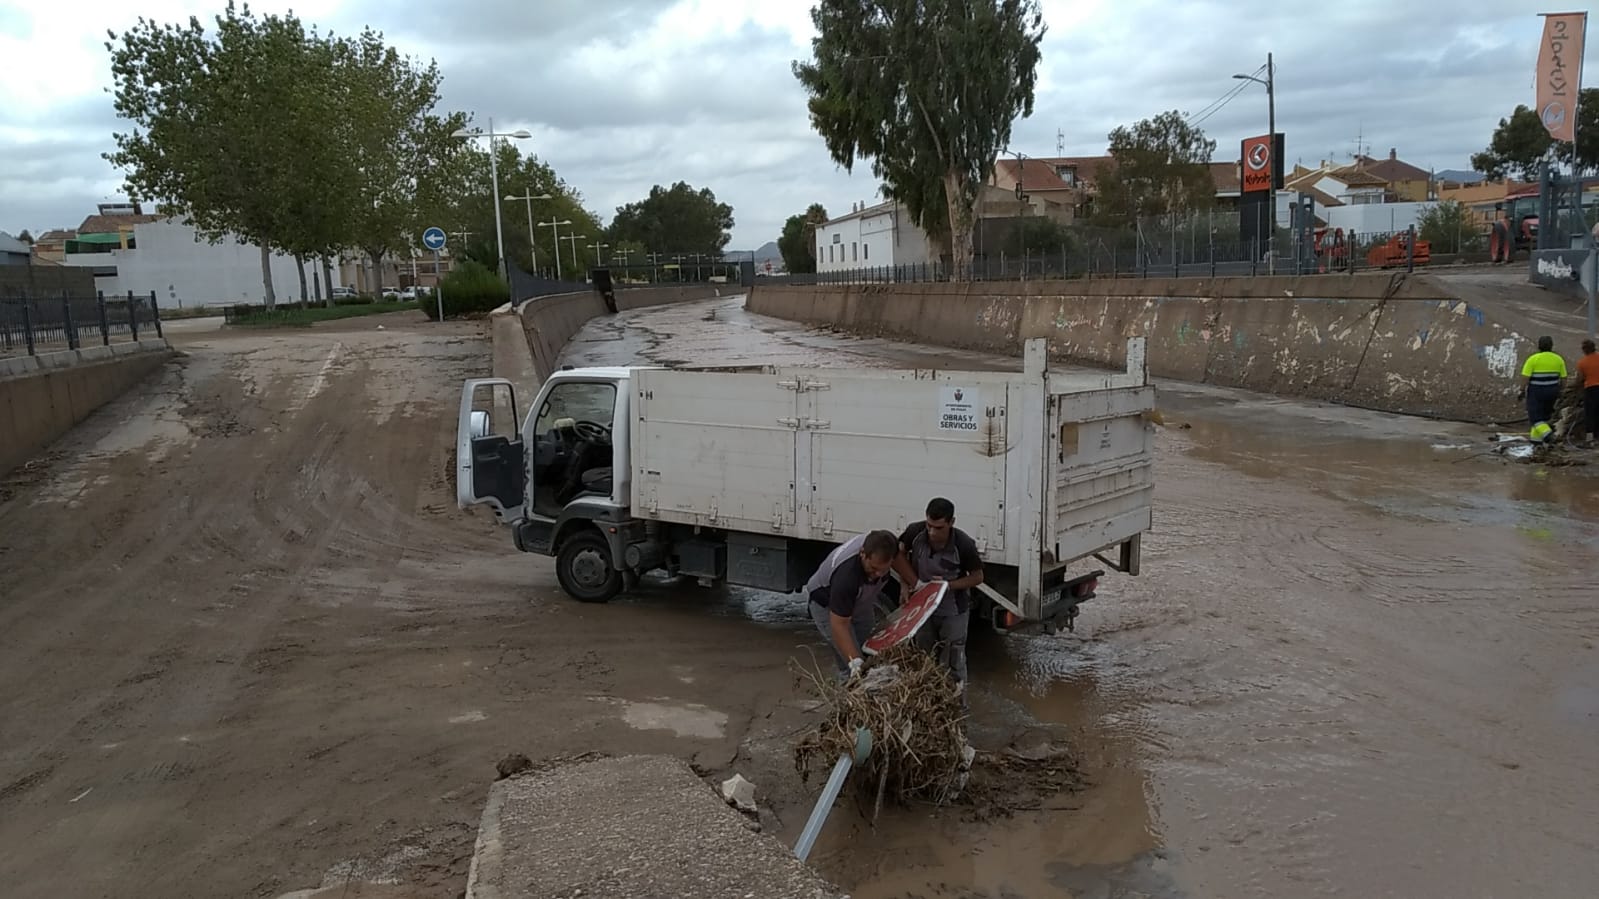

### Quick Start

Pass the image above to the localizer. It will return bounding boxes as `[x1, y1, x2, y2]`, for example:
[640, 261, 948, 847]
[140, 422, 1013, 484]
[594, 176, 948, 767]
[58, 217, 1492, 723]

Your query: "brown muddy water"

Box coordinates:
[564, 296, 1599, 899]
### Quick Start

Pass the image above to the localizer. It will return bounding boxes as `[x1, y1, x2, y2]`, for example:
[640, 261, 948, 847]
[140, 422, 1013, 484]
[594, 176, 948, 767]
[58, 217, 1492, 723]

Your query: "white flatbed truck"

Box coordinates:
[456, 337, 1154, 632]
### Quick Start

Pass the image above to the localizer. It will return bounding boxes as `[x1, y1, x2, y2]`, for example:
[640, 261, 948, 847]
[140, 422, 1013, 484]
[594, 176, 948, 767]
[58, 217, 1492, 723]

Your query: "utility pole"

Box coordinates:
[1267, 52, 1276, 274]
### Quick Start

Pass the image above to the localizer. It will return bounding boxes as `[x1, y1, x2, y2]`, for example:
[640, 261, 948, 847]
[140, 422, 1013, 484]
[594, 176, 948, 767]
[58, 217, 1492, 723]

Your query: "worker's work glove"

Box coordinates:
[912, 580, 929, 593]
[847, 657, 865, 679]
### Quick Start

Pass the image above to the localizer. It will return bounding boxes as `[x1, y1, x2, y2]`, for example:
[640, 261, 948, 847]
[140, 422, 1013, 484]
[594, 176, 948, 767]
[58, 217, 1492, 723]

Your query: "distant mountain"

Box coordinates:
[1436, 169, 1485, 185]
[729, 241, 783, 265]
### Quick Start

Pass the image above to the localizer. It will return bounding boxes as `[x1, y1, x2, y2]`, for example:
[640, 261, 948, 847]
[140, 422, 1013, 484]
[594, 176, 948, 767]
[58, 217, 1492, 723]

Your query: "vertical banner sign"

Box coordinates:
[1536, 12, 1587, 142]
[1241, 135, 1274, 193]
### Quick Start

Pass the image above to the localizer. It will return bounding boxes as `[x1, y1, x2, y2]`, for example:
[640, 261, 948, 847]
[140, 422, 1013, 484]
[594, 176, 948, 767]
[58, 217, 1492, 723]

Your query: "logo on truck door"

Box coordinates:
[938, 386, 981, 432]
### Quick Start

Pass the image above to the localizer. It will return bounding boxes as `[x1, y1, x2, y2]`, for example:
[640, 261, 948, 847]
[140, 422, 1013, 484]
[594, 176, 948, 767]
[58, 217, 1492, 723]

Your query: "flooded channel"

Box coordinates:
[561, 296, 1599, 898]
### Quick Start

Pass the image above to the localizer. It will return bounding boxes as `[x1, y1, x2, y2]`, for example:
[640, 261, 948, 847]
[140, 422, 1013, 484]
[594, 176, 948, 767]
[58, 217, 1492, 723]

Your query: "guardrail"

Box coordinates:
[0, 290, 164, 359]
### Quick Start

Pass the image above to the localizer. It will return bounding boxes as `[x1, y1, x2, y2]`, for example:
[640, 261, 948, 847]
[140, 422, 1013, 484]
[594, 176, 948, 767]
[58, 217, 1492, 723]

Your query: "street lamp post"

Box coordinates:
[451, 118, 533, 282]
[562, 234, 585, 271]
[1234, 53, 1276, 272]
[590, 242, 610, 266]
[539, 219, 572, 280]
[505, 191, 552, 276]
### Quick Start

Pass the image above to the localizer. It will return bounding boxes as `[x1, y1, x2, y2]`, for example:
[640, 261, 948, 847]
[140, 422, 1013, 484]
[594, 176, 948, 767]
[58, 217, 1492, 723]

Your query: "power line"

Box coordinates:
[1185, 63, 1266, 128]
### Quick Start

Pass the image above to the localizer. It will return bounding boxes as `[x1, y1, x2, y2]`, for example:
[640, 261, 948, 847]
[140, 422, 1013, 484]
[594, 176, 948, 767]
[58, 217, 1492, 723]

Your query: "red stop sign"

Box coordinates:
[863, 582, 947, 655]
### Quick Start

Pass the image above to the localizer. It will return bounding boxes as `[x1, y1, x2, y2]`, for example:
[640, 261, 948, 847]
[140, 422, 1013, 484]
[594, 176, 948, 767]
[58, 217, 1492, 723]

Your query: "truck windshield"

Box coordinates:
[536, 381, 617, 433]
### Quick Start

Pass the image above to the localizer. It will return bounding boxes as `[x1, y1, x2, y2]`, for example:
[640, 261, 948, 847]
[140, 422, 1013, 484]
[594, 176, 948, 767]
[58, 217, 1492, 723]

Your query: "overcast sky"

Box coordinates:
[1, 0, 1592, 250]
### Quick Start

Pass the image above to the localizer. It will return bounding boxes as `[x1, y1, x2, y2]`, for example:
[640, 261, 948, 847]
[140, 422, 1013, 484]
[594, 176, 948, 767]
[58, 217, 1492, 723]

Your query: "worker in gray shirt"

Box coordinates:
[893, 497, 985, 689]
[805, 529, 899, 678]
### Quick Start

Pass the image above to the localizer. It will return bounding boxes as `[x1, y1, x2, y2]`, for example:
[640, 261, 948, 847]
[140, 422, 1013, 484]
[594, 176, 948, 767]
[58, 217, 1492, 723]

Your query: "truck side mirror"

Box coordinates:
[469, 409, 491, 439]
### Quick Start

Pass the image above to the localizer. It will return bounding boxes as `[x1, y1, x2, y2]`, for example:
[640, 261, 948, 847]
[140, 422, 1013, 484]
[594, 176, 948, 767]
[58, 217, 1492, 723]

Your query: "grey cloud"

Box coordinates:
[438, 23, 807, 132]
[346, 0, 678, 51]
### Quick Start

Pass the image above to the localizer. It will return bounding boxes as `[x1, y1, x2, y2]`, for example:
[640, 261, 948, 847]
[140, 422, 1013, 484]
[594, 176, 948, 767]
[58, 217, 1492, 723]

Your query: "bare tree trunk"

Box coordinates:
[944, 170, 974, 281]
[295, 254, 310, 304]
[369, 249, 385, 299]
[259, 244, 277, 309]
[321, 257, 336, 307]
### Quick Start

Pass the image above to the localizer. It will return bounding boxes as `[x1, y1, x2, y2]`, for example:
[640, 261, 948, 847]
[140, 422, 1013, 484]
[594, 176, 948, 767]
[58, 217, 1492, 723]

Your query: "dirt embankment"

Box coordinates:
[0, 312, 829, 898]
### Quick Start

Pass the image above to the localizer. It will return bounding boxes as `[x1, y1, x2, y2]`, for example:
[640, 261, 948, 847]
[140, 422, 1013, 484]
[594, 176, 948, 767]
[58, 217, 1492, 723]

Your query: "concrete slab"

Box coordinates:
[465, 755, 844, 899]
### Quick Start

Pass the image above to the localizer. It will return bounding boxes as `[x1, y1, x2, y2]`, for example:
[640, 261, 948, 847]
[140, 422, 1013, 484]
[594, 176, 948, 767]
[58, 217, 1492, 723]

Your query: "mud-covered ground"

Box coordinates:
[1, 299, 1596, 898]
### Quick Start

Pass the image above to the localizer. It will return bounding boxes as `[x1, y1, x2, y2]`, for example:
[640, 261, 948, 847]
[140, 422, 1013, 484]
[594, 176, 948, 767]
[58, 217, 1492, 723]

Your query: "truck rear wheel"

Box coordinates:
[556, 531, 623, 603]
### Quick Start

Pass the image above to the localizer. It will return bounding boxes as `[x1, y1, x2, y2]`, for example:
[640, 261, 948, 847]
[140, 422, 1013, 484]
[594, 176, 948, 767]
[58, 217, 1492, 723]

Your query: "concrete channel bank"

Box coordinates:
[517, 283, 731, 382]
[0, 340, 174, 475]
[748, 274, 1539, 422]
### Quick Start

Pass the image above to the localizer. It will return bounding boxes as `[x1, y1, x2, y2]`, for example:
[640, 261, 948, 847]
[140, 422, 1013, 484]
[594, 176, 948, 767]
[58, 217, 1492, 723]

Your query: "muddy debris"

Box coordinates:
[794, 645, 1082, 823]
[496, 753, 533, 780]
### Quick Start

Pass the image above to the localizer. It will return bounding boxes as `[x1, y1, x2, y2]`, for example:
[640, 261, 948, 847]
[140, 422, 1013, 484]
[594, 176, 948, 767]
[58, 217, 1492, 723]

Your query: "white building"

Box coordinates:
[1322, 202, 1436, 235]
[815, 200, 936, 273]
[59, 211, 343, 308]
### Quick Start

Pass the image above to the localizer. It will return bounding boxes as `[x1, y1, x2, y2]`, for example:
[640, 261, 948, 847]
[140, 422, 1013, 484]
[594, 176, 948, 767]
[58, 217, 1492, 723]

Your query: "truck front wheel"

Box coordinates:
[556, 531, 623, 603]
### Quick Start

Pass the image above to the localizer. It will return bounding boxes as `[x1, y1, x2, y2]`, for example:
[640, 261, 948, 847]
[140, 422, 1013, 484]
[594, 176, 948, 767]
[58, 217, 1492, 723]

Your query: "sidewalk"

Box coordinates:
[465, 755, 845, 899]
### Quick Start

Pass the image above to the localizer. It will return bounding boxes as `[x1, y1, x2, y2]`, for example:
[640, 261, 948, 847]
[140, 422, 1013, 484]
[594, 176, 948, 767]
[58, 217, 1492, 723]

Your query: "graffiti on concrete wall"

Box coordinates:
[1480, 337, 1519, 379]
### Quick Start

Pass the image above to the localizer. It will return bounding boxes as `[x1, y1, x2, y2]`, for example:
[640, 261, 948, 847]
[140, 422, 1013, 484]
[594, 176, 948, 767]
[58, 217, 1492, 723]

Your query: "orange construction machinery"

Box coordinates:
[1311, 227, 1431, 271]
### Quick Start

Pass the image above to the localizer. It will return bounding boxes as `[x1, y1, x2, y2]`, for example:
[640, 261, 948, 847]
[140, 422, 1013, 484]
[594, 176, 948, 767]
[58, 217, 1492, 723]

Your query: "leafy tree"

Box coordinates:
[1471, 106, 1552, 181]
[15, 229, 33, 245]
[1093, 110, 1217, 227]
[107, 2, 323, 307]
[1008, 215, 1072, 255]
[777, 203, 829, 273]
[609, 182, 734, 255]
[606, 239, 649, 269]
[333, 29, 463, 296]
[794, 0, 1046, 276]
[431, 140, 603, 279]
[1471, 89, 1599, 180]
[1417, 200, 1484, 254]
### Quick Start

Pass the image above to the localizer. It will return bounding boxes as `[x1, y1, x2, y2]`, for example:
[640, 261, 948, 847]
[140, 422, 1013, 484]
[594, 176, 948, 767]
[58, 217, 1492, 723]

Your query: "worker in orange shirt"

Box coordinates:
[1577, 339, 1599, 446]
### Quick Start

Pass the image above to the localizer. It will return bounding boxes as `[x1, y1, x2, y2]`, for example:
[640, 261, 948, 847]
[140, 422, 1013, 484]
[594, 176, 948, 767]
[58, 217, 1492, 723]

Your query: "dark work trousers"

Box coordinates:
[1527, 383, 1561, 427]
[1585, 386, 1599, 440]
[809, 595, 874, 676]
[916, 602, 970, 685]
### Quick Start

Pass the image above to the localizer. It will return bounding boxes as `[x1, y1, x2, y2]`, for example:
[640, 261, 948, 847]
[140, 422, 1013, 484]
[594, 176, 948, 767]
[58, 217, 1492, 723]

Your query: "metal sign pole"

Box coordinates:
[435, 249, 444, 323]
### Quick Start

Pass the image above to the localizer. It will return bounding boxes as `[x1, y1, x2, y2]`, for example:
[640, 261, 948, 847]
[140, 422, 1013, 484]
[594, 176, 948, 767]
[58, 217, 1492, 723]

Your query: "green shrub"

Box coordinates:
[333, 293, 376, 306]
[424, 259, 509, 320]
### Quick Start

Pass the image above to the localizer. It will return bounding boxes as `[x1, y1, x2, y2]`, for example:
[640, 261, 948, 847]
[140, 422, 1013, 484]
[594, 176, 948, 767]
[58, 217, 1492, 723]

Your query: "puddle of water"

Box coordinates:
[617, 700, 728, 739]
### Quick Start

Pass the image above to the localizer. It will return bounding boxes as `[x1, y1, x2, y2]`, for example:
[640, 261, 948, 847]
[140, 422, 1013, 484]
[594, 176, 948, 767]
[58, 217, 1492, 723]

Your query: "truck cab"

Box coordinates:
[458, 367, 641, 601]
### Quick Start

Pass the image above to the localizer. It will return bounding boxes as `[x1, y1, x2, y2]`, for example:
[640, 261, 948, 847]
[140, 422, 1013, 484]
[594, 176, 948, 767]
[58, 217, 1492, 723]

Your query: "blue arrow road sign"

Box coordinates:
[422, 227, 446, 251]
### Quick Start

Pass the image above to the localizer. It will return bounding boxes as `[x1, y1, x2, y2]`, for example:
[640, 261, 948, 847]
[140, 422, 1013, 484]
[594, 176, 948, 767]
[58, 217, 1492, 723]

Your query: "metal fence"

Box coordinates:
[0, 290, 165, 358]
[793, 219, 1464, 286]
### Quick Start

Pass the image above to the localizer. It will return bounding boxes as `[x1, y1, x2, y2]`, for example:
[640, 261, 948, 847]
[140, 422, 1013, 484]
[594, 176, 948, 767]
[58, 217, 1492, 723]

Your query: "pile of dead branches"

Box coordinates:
[1550, 379, 1589, 443]
[793, 644, 972, 816]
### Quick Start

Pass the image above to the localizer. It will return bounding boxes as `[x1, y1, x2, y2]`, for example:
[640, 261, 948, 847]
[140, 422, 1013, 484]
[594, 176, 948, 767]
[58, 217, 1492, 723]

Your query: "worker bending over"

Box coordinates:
[894, 497, 985, 688]
[806, 529, 898, 679]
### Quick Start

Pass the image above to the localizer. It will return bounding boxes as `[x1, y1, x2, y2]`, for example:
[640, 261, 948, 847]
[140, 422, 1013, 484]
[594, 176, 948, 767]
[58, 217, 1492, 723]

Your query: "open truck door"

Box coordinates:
[456, 378, 526, 521]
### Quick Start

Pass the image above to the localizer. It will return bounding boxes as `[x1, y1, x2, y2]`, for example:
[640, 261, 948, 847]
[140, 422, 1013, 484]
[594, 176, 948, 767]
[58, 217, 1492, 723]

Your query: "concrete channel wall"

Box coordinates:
[748, 275, 1537, 422]
[518, 284, 730, 382]
[0, 340, 174, 475]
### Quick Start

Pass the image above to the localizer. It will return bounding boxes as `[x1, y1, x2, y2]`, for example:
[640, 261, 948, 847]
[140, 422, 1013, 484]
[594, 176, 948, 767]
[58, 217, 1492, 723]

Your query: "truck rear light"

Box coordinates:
[1002, 610, 1021, 629]
[1071, 578, 1098, 597]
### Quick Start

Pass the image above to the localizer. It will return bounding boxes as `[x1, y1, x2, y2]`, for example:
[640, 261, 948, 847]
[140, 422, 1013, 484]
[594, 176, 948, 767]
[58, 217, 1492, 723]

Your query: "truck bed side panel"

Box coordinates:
[632, 370, 798, 533]
[803, 371, 1011, 554]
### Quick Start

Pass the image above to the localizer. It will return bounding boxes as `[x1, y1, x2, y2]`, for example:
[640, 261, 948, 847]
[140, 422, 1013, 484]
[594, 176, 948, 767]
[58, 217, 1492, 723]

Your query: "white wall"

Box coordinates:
[815, 202, 936, 272]
[61, 219, 343, 308]
[1323, 202, 1436, 235]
